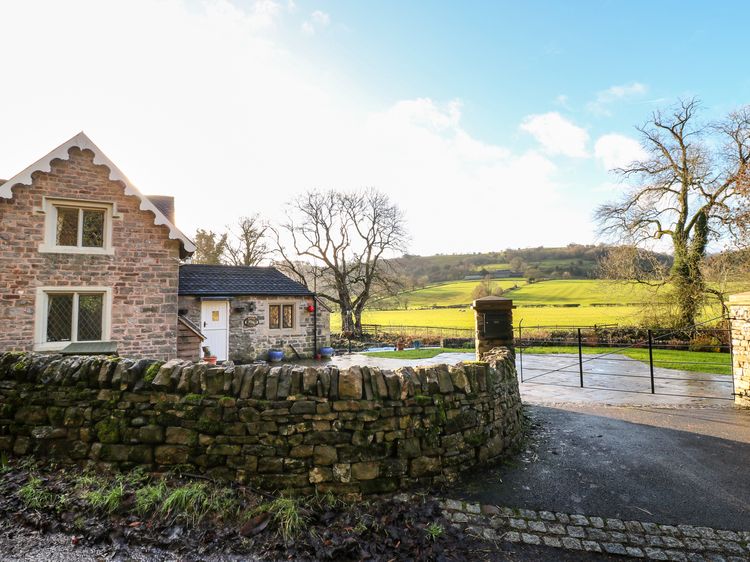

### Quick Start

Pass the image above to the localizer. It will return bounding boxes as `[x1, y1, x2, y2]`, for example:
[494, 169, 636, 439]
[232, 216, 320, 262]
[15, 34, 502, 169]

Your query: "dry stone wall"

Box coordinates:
[0, 349, 522, 496]
[730, 293, 750, 407]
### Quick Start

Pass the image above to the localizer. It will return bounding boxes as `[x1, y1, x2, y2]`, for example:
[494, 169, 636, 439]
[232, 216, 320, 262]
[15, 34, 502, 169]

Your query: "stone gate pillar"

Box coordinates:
[472, 296, 514, 360]
[730, 292, 750, 407]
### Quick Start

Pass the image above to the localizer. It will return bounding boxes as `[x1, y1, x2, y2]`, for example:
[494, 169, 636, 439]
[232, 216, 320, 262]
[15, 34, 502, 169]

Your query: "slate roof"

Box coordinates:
[147, 195, 175, 224]
[179, 264, 314, 296]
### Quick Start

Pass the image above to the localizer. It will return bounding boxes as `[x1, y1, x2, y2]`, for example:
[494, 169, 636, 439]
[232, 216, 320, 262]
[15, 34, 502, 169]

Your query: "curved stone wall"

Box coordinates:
[0, 349, 522, 496]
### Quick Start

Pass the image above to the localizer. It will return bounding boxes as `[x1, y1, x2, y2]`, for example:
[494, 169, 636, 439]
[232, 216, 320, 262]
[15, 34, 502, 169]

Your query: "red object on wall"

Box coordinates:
[306, 304, 315, 313]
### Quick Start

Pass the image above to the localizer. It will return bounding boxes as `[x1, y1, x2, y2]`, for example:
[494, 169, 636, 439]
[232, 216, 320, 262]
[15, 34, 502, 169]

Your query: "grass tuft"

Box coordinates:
[253, 496, 307, 541]
[135, 480, 168, 516]
[18, 476, 54, 509]
[425, 522, 443, 541]
[85, 479, 125, 513]
[160, 482, 211, 524]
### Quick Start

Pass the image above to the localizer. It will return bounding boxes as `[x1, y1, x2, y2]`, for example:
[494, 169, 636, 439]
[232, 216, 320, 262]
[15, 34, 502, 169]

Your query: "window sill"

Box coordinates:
[34, 342, 71, 352]
[34, 341, 109, 353]
[38, 245, 115, 256]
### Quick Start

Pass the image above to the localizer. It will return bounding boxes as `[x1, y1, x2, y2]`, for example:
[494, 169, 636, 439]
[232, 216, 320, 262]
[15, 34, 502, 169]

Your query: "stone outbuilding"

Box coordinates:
[178, 264, 330, 363]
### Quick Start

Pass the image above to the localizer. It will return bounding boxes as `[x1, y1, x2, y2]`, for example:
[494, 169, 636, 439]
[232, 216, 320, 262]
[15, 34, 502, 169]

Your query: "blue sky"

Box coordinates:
[1, 0, 748, 255]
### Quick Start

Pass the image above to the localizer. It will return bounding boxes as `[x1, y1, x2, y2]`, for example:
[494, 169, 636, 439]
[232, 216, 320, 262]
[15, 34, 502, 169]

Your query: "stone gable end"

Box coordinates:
[0, 147, 181, 359]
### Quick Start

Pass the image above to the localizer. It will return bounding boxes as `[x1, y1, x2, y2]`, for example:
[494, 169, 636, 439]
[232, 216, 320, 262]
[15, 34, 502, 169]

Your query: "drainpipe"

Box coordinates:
[313, 294, 319, 359]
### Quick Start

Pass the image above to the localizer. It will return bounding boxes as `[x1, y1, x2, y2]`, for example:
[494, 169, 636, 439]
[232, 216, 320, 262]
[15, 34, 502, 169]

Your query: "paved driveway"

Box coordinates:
[452, 404, 750, 531]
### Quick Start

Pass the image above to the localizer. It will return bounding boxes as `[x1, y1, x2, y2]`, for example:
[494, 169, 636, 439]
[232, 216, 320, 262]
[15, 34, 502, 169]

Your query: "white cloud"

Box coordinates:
[554, 94, 570, 109]
[594, 133, 647, 170]
[311, 10, 330, 25]
[520, 112, 589, 158]
[0, 0, 593, 255]
[302, 9, 330, 35]
[587, 82, 647, 116]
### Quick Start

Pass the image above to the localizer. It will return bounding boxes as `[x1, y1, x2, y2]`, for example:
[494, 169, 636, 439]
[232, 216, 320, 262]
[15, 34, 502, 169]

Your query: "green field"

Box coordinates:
[333, 278, 746, 333]
[478, 263, 511, 271]
[509, 280, 662, 305]
[364, 347, 469, 359]
[379, 279, 662, 310]
[376, 278, 526, 308]
[332, 304, 644, 331]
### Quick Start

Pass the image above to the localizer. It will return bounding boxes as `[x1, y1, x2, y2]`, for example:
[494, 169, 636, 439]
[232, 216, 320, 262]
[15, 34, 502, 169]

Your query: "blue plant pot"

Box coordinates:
[268, 350, 284, 362]
[319, 347, 334, 358]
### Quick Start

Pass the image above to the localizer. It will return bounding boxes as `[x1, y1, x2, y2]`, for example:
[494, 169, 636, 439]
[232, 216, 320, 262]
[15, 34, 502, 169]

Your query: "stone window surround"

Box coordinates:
[268, 302, 297, 332]
[34, 286, 113, 352]
[36, 196, 120, 255]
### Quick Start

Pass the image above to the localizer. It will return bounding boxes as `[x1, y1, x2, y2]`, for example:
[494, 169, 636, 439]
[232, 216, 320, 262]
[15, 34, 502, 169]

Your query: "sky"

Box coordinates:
[1, 0, 749, 257]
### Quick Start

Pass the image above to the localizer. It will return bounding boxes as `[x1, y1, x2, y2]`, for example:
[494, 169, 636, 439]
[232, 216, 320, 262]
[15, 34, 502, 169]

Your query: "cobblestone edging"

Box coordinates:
[435, 498, 750, 561]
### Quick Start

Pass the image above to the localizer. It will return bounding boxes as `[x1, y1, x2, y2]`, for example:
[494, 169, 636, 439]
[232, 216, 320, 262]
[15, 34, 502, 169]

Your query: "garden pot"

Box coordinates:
[319, 346, 334, 358]
[268, 350, 284, 362]
[204, 356, 217, 365]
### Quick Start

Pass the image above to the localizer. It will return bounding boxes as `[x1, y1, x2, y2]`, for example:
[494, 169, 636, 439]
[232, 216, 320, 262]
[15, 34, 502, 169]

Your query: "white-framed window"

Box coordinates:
[34, 287, 113, 351]
[38, 198, 116, 255]
[269, 303, 295, 330]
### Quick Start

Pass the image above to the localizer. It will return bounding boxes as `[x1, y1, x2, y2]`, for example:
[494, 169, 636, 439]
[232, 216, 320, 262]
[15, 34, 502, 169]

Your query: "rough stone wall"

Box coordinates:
[0, 348, 522, 496]
[178, 295, 331, 362]
[0, 148, 181, 359]
[730, 297, 750, 407]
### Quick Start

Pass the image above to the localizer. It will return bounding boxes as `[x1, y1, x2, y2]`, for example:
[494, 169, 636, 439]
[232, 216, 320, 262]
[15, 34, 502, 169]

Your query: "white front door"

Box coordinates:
[201, 300, 229, 361]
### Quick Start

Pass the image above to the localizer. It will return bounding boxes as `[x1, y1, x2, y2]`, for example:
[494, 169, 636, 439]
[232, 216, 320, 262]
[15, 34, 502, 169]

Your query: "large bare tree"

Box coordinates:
[224, 214, 269, 266]
[273, 188, 408, 336]
[192, 229, 227, 264]
[597, 99, 750, 327]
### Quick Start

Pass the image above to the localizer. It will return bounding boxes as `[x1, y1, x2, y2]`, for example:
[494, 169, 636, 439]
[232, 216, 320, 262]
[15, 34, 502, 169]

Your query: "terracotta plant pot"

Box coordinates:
[204, 356, 217, 365]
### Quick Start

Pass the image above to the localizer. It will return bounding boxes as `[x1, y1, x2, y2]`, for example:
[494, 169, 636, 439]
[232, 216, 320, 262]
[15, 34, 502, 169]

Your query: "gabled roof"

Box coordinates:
[0, 132, 196, 258]
[179, 264, 314, 297]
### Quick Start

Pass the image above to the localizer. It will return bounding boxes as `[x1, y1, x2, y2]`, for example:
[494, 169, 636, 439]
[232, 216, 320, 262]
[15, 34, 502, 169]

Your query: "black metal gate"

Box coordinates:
[515, 319, 734, 401]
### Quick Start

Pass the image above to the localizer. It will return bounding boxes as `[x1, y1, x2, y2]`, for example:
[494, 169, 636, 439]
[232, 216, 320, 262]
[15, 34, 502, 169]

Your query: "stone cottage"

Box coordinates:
[0, 132, 329, 361]
[178, 264, 330, 363]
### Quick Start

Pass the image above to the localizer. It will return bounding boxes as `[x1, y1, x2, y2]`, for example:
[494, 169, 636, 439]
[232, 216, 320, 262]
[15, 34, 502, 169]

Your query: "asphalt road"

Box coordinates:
[453, 404, 750, 531]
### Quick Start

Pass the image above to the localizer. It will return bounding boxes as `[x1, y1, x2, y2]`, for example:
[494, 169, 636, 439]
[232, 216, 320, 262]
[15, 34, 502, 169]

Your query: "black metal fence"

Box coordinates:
[359, 324, 474, 340]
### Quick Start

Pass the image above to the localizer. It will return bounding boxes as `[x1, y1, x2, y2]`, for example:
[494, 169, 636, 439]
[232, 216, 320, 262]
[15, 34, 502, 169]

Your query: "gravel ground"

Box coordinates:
[0, 523, 628, 562]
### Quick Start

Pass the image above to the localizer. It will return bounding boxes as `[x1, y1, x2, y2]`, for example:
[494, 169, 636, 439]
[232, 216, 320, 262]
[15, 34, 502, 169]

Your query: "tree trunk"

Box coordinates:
[671, 241, 704, 329]
[340, 309, 355, 335]
[353, 310, 363, 338]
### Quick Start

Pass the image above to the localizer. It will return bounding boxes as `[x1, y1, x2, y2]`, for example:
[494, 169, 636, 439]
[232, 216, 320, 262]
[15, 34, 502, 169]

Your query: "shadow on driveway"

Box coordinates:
[452, 405, 750, 531]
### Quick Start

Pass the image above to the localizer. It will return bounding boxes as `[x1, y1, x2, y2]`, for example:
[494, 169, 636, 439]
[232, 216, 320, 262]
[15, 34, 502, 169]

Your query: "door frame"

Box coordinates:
[200, 299, 230, 361]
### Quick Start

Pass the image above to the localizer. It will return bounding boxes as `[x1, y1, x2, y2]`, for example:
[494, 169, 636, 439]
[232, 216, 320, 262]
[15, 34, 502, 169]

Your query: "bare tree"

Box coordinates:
[597, 99, 750, 327]
[192, 229, 227, 264]
[224, 214, 269, 266]
[273, 188, 408, 336]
